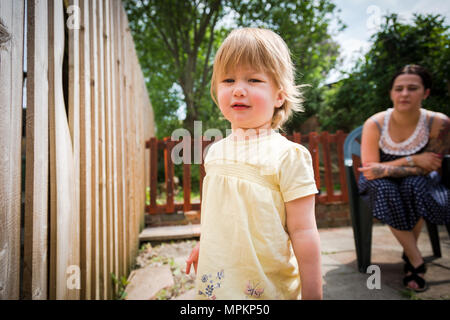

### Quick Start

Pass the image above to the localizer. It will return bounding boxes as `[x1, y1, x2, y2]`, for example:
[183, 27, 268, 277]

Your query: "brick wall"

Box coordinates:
[315, 203, 351, 228]
[145, 203, 353, 229]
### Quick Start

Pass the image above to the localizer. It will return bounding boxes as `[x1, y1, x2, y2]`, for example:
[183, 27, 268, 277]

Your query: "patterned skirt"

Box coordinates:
[358, 172, 450, 230]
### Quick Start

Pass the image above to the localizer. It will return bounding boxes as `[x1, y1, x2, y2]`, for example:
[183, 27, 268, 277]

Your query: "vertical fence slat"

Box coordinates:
[321, 132, 334, 202]
[48, 0, 80, 300]
[183, 136, 192, 212]
[308, 132, 321, 194]
[23, 0, 48, 301]
[78, 0, 92, 300]
[130, 10, 141, 274]
[293, 132, 301, 145]
[68, 1, 81, 278]
[336, 130, 348, 202]
[123, 19, 137, 273]
[0, 0, 24, 300]
[164, 138, 175, 213]
[108, 0, 119, 289]
[137, 52, 145, 240]
[88, 0, 101, 300]
[130, 24, 138, 263]
[119, 4, 130, 275]
[68, 0, 83, 300]
[149, 138, 158, 214]
[112, 0, 124, 283]
[96, 0, 108, 300]
[102, 0, 113, 299]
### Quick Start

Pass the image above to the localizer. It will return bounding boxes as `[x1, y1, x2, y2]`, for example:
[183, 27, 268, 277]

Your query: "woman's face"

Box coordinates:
[390, 74, 430, 112]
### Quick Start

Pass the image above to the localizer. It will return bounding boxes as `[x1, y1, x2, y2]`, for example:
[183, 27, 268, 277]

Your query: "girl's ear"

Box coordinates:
[423, 88, 430, 100]
[275, 89, 285, 108]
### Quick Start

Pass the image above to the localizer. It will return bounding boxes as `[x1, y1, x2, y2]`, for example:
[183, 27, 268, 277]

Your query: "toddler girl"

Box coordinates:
[186, 28, 322, 300]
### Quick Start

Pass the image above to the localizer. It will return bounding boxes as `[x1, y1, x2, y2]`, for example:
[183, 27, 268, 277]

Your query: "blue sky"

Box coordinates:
[327, 0, 450, 83]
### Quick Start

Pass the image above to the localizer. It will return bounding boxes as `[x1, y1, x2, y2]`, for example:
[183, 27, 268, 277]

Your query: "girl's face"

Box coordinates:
[390, 74, 430, 112]
[216, 65, 285, 132]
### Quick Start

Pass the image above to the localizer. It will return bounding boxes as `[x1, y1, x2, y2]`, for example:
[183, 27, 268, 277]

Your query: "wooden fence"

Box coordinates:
[145, 131, 348, 216]
[0, 0, 154, 300]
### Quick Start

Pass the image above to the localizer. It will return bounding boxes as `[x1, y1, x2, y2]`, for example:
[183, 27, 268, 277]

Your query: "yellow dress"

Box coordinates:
[195, 130, 318, 300]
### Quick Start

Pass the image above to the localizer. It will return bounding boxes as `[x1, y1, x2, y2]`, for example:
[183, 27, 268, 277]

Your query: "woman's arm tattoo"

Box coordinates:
[425, 119, 450, 154]
[370, 164, 427, 179]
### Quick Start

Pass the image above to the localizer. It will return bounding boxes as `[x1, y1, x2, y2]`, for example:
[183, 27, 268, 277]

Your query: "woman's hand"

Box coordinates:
[358, 162, 386, 180]
[185, 242, 200, 275]
[412, 152, 442, 172]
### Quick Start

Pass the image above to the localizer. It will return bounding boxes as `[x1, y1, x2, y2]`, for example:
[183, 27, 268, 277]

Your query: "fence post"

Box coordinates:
[149, 138, 158, 213]
[321, 131, 334, 202]
[164, 137, 175, 213]
[293, 132, 302, 144]
[183, 137, 192, 212]
[336, 130, 348, 202]
[308, 132, 321, 194]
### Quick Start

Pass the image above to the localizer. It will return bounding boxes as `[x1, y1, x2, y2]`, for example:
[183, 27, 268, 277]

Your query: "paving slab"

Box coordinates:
[172, 288, 197, 300]
[319, 224, 450, 300]
[125, 265, 174, 300]
[136, 223, 449, 300]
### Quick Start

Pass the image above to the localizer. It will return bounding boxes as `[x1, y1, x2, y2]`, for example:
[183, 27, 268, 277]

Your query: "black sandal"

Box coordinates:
[403, 262, 428, 292]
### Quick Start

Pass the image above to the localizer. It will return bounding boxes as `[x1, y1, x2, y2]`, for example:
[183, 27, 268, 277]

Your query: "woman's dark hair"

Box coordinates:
[389, 64, 432, 90]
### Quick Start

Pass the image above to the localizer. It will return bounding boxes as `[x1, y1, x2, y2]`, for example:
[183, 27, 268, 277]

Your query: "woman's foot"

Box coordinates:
[403, 260, 428, 292]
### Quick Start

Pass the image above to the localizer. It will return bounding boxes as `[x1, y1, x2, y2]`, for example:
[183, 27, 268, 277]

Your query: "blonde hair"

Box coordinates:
[210, 28, 304, 129]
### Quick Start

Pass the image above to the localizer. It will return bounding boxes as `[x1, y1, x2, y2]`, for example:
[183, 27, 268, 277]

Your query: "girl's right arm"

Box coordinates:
[186, 242, 200, 275]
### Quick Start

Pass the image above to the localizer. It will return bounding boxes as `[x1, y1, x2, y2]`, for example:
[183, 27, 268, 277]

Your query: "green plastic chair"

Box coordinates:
[344, 126, 450, 273]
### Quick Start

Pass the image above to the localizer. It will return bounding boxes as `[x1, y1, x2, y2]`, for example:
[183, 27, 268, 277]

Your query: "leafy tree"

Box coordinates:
[124, 0, 344, 137]
[124, 0, 228, 137]
[321, 14, 450, 132]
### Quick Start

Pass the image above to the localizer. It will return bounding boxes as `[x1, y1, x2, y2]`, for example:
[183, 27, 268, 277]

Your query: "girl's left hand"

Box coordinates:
[358, 162, 384, 180]
[186, 242, 200, 275]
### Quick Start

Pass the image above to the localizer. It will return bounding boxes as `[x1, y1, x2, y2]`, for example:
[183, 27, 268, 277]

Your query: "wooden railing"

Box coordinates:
[145, 130, 348, 215]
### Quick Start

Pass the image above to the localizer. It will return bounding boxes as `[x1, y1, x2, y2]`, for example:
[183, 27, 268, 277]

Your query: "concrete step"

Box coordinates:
[140, 224, 201, 242]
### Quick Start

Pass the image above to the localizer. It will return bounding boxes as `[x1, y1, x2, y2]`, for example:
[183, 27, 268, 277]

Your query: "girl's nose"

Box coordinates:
[233, 84, 246, 97]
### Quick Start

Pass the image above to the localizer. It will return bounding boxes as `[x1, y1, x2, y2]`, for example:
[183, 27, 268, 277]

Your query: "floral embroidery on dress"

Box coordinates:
[198, 269, 224, 300]
[243, 280, 265, 299]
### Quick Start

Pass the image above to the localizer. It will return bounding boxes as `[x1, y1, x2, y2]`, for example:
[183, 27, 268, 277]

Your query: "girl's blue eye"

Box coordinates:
[249, 79, 262, 83]
[223, 79, 234, 83]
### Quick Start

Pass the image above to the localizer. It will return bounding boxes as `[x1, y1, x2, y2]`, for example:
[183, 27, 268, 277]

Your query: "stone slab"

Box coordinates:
[125, 265, 174, 300]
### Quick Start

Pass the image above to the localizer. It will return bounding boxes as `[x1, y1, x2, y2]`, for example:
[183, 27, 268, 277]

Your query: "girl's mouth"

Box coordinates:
[232, 103, 250, 110]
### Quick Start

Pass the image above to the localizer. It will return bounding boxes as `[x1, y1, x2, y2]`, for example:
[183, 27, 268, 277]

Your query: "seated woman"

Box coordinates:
[358, 64, 450, 292]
